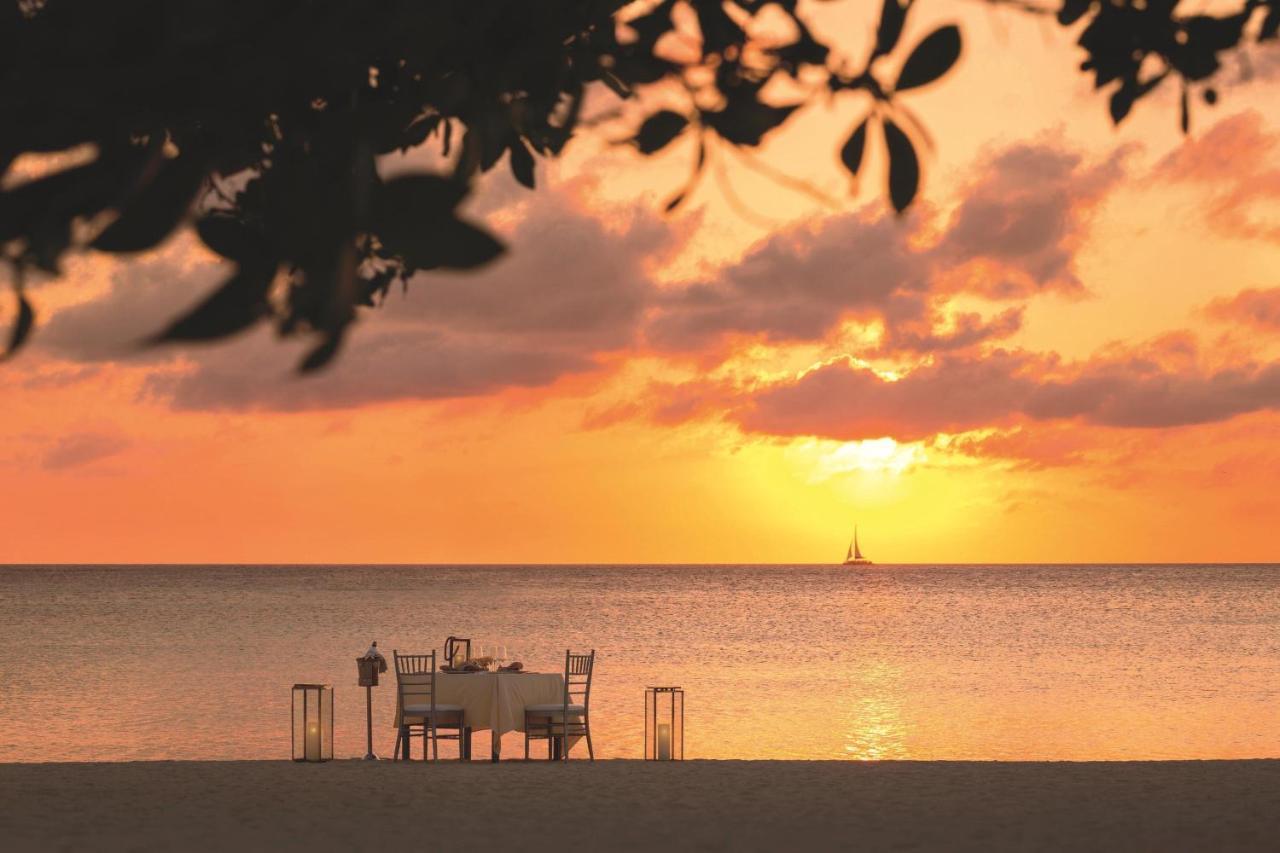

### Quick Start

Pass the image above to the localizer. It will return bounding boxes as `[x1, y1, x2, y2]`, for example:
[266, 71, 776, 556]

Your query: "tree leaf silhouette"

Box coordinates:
[1058, 0, 1091, 26]
[706, 97, 797, 147]
[298, 332, 345, 373]
[3, 292, 34, 359]
[697, 1, 745, 55]
[0, 154, 140, 245]
[1110, 84, 1135, 124]
[875, 0, 907, 58]
[840, 118, 869, 177]
[149, 263, 276, 343]
[883, 117, 919, 214]
[636, 111, 689, 154]
[0, 0, 1271, 365]
[90, 157, 206, 253]
[1264, 5, 1280, 40]
[422, 220, 506, 270]
[1109, 72, 1166, 125]
[895, 25, 961, 92]
[374, 174, 503, 271]
[195, 214, 266, 263]
[509, 140, 535, 189]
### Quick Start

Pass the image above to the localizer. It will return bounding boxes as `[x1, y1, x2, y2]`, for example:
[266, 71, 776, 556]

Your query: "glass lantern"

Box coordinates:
[644, 686, 684, 760]
[292, 683, 334, 762]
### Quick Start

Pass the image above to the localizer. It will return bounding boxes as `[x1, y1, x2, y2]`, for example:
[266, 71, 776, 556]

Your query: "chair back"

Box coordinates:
[562, 649, 595, 710]
[444, 636, 471, 667]
[393, 650, 437, 717]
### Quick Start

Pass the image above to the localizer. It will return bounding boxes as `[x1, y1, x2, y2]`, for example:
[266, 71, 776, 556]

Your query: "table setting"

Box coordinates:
[439, 642, 529, 673]
[394, 640, 569, 760]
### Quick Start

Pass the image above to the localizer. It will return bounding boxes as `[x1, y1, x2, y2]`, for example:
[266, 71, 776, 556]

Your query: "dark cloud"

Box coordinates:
[41, 432, 129, 471]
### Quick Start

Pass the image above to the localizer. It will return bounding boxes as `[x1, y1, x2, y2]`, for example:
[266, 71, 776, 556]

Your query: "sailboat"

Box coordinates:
[843, 525, 873, 565]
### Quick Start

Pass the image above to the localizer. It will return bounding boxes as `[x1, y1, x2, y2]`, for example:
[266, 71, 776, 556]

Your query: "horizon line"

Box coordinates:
[3, 561, 1279, 568]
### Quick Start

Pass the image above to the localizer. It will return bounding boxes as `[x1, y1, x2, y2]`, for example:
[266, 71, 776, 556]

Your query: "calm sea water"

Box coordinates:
[0, 564, 1277, 763]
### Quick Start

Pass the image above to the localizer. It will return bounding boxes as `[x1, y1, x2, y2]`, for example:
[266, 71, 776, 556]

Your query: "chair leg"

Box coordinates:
[430, 725, 438, 762]
[524, 722, 530, 760]
[586, 717, 594, 761]
[393, 728, 402, 761]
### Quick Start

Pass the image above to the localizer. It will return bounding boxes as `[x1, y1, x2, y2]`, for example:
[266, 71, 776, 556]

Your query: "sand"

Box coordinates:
[1, 759, 1278, 852]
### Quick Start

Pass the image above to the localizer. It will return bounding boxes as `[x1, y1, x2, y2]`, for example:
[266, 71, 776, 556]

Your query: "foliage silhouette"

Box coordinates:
[1, 0, 1276, 367]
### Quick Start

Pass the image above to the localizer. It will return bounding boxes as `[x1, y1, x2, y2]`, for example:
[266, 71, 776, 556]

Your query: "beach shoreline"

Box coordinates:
[2, 759, 1277, 851]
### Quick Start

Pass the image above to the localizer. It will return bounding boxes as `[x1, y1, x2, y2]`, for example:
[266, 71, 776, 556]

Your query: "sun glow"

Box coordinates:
[786, 437, 925, 482]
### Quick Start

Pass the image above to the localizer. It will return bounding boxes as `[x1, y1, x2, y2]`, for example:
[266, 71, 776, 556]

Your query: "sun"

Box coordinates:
[786, 437, 925, 482]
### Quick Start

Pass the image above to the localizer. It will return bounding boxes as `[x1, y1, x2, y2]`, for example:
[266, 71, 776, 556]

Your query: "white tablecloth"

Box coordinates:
[394, 671, 566, 738]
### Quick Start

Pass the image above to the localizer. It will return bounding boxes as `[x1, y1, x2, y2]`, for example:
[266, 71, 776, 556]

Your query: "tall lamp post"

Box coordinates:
[356, 641, 388, 761]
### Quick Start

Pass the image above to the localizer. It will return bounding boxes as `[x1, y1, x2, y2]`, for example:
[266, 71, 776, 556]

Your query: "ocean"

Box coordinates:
[0, 564, 1276, 762]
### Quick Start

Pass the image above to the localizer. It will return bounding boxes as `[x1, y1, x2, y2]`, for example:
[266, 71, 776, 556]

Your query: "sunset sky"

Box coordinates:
[3, 2, 1279, 564]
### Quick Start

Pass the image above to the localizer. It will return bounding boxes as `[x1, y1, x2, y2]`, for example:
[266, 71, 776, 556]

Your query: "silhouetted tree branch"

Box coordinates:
[1, 0, 1276, 367]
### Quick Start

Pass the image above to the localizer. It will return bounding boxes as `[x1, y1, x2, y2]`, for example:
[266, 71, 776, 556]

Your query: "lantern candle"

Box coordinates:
[306, 720, 321, 761]
[292, 683, 334, 762]
[644, 686, 683, 761]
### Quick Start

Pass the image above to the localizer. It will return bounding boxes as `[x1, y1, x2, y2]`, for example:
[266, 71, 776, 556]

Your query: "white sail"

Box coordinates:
[853, 526, 864, 560]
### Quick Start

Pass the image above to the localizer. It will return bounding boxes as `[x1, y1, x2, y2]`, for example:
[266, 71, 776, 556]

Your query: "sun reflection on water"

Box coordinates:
[842, 662, 908, 761]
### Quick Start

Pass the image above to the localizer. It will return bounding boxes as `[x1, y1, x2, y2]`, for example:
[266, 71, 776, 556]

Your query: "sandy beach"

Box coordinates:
[2, 759, 1277, 852]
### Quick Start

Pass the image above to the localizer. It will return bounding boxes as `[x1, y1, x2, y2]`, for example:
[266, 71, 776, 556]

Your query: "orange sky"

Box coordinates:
[2, 2, 1280, 564]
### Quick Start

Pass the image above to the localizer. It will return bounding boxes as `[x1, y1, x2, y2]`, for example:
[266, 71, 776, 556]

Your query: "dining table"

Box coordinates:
[394, 669, 567, 761]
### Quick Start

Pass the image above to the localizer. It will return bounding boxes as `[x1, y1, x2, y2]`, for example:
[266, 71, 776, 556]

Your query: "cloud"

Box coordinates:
[39, 241, 225, 361]
[645, 213, 930, 351]
[146, 325, 595, 412]
[42, 184, 672, 411]
[877, 306, 1024, 354]
[29, 136, 1128, 412]
[645, 138, 1123, 355]
[1025, 361, 1280, 428]
[726, 342, 1280, 441]
[940, 424, 1103, 469]
[932, 141, 1128, 297]
[735, 352, 1040, 441]
[1204, 286, 1280, 332]
[41, 432, 129, 471]
[1152, 110, 1280, 243]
